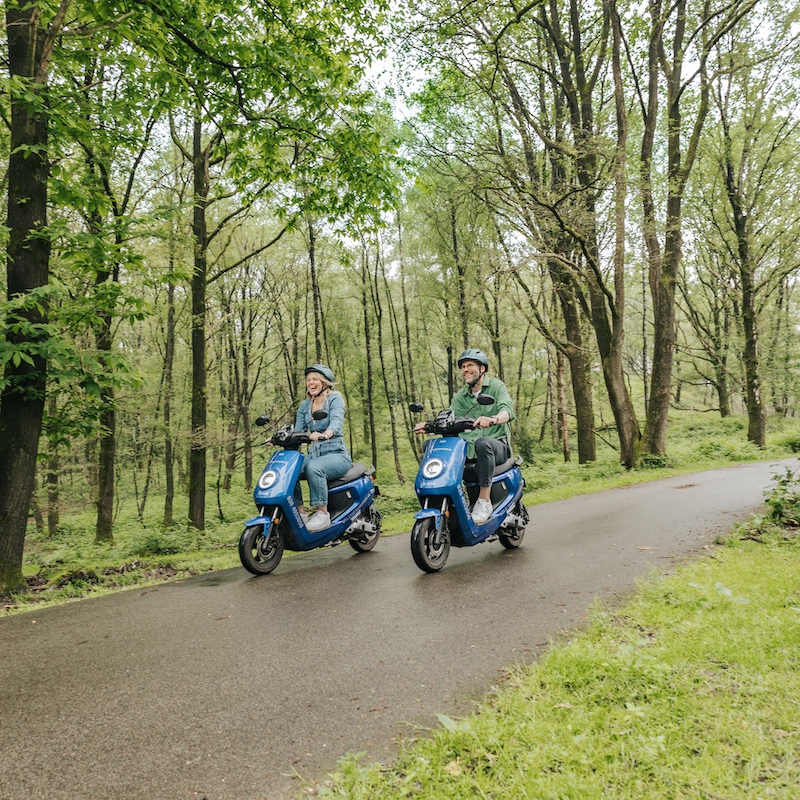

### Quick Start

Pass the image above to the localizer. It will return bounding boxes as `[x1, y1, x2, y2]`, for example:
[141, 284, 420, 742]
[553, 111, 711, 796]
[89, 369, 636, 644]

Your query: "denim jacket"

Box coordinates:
[294, 390, 351, 460]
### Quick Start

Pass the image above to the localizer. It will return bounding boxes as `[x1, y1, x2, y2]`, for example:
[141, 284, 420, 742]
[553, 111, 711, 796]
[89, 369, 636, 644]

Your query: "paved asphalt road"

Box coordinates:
[1, 459, 793, 800]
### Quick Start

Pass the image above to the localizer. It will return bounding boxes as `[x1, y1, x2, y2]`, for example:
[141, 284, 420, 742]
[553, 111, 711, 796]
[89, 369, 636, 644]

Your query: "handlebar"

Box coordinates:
[417, 410, 476, 436]
[266, 423, 311, 449]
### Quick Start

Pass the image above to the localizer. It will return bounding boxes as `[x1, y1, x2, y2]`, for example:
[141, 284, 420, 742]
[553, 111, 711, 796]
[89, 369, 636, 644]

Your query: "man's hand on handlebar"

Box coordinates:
[474, 415, 496, 429]
[413, 422, 428, 435]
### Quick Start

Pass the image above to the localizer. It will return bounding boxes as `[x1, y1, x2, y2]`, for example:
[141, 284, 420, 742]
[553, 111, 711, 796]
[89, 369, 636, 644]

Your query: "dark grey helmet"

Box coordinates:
[457, 349, 489, 372]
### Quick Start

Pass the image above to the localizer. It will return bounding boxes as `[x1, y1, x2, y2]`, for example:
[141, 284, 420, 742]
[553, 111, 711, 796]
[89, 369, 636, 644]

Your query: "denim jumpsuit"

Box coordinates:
[293, 390, 352, 508]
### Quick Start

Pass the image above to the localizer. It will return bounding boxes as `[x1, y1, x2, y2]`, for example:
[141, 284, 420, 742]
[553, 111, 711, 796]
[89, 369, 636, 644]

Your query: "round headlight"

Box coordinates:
[258, 470, 278, 489]
[422, 458, 444, 479]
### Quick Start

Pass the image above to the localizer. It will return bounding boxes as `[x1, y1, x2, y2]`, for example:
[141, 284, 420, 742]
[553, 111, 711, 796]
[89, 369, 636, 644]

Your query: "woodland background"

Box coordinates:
[1, 0, 799, 593]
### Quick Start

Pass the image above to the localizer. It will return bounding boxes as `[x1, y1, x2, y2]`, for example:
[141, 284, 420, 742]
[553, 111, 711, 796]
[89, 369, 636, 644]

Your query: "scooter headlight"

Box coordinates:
[422, 458, 444, 479]
[258, 469, 278, 489]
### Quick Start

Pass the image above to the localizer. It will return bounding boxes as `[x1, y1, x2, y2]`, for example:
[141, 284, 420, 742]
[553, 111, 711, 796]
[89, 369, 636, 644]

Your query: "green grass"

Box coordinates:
[314, 519, 800, 799]
[4, 410, 800, 616]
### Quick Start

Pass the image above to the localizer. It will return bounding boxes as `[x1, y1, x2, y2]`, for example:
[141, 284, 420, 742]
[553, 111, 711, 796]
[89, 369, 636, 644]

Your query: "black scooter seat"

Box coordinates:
[328, 462, 372, 488]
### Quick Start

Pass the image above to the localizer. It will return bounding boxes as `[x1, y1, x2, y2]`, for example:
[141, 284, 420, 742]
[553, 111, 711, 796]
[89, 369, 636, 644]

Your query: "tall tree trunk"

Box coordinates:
[449, 200, 469, 349]
[163, 280, 176, 527]
[724, 154, 765, 445]
[372, 242, 405, 483]
[189, 118, 209, 530]
[641, 0, 711, 455]
[360, 246, 377, 468]
[0, 3, 52, 593]
[307, 218, 327, 363]
[556, 349, 571, 462]
[95, 332, 116, 543]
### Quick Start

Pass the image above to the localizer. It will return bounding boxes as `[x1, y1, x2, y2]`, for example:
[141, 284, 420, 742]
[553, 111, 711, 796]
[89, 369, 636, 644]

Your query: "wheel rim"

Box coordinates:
[426, 524, 447, 560]
[255, 531, 278, 562]
[412, 517, 449, 570]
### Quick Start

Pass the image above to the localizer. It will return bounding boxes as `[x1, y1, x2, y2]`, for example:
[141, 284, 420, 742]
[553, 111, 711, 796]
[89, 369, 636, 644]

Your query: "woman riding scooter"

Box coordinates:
[294, 364, 352, 531]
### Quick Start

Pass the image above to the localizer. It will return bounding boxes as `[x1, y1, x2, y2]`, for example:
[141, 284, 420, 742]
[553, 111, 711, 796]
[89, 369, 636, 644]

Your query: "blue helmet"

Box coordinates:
[457, 349, 489, 372]
[305, 364, 335, 384]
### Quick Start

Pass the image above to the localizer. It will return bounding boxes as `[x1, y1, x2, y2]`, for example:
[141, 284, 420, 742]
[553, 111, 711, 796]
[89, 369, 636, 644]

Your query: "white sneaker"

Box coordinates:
[471, 498, 492, 525]
[306, 511, 331, 532]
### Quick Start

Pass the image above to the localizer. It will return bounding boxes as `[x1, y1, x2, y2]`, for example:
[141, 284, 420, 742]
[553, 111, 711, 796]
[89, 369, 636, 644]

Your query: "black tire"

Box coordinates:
[498, 501, 527, 549]
[239, 524, 284, 575]
[498, 526, 525, 549]
[410, 517, 450, 572]
[349, 528, 380, 552]
[348, 509, 382, 553]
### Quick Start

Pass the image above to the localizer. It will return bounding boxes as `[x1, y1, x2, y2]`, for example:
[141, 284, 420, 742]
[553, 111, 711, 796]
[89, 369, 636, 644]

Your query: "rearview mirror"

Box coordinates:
[255, 415, 270, 427]
[409, 402, 425, 413]
[477, 394, 494, 406]
[312, 410, 328, 420]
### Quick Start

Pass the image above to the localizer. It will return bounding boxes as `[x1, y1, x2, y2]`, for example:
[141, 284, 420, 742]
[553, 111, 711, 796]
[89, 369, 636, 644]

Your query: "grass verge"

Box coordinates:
[311, 471, 800, 799]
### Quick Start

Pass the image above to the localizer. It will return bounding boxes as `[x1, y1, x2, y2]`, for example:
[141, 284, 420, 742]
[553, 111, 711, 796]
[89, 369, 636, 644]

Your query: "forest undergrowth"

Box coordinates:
[3, 411, 800, 616]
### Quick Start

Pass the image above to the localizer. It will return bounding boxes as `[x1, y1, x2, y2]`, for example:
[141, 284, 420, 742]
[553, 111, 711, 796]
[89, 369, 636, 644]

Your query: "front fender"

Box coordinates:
[413, 508, 442, 529]
[244, 515, 272, 534]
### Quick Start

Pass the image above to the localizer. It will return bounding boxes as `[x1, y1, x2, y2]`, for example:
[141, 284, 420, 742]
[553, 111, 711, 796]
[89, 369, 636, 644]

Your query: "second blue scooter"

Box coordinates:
[408, 396, 528, 572]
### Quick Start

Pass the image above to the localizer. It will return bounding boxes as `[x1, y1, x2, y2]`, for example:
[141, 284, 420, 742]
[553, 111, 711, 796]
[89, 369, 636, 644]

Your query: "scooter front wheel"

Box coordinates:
[239, 524, 284, 575]
[410, 517, 450, 572]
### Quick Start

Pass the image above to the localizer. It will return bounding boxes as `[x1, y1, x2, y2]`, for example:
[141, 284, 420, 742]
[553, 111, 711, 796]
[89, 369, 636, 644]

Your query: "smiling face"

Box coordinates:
[306, 371, 327, 396]
[459, 359, 484, 387]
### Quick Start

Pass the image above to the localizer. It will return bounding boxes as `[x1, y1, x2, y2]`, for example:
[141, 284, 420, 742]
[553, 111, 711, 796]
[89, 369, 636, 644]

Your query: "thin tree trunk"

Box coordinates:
[448, 200, 470, 350]
[360, 246, 377, 468]
[163, 280, 176, 527]
[372, 242, 405, 483]
[307, 218, 327, 362]
[556, 349, 571, 462]
[189, 117, 209, 531]
[47, 394, 60, 537]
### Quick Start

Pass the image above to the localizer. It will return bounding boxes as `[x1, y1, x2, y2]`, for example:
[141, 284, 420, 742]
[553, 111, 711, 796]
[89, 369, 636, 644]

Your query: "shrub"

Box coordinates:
[764, 465, 800, 526]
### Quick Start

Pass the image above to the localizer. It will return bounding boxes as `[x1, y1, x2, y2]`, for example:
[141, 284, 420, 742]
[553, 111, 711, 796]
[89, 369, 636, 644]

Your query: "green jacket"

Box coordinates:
[449, 376, 515, 458]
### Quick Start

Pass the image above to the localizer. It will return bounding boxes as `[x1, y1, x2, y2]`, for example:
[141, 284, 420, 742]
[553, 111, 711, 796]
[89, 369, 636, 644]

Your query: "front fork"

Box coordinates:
[422, 497, 449, 546]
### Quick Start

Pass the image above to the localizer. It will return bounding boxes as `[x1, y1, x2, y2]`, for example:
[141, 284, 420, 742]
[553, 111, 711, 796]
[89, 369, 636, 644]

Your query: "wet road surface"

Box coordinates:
[0, 459, 791, 799]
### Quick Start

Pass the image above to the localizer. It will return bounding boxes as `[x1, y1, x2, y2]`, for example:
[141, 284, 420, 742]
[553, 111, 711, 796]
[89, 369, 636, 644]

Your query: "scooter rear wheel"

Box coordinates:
[349, 509, 382, 553]
[498, 527, 525, 549]
[349, 528, 380, 552]
[239, 524, 284, 575]
[498, 501, 527, 549]
[410, 517, 450, 572]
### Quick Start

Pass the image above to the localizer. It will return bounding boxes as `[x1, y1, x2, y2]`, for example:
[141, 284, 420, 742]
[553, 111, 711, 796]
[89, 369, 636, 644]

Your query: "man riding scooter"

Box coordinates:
[415, 348, 514, 524]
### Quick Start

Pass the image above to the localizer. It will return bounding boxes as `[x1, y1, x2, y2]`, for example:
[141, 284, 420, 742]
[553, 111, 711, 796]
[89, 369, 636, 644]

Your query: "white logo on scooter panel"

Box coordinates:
[258, 470, 278, 489]
[422, 458, 444, 479]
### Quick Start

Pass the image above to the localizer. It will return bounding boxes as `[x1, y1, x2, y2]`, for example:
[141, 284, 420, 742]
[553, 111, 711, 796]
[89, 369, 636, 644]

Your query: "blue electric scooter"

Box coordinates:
[238, 413, 381, 575]
[408, 396, 527, 572]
